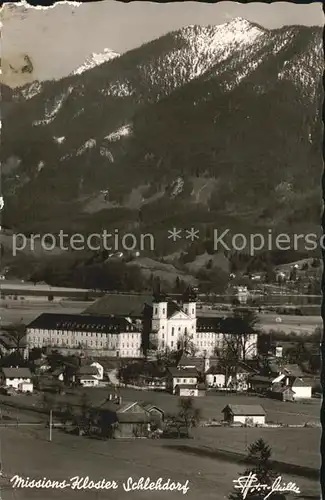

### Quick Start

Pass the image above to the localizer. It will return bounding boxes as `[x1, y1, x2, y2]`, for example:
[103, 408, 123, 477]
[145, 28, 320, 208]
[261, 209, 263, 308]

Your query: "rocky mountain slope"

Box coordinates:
[1, 18, 323, 249]
[72, 48, 120, 75]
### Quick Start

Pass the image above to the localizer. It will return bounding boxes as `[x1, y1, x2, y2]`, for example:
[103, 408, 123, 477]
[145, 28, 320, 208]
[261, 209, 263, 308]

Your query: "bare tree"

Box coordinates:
[177, 397, 201, 437]
[218, 310, 259, 387]
[0, 324, 27, 354]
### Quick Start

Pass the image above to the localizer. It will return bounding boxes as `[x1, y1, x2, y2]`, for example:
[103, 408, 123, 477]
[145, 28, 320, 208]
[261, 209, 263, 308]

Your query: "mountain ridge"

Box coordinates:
[1, 20, 323, 250]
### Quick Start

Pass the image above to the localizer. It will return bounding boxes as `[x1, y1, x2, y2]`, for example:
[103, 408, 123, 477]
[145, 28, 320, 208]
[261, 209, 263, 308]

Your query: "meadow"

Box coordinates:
[0, 424, 320, 500]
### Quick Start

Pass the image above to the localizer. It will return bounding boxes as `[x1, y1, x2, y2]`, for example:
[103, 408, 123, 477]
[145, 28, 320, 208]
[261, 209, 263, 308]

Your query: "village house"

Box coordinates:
[222, 404, 266, 426]
[89, 361, 104, 380]
[138, 374, 167, 390]
[279, 375, 312, 399]
[52, 367, 65, 382]
[79, 375, 99, 387]
[205, 364, 226, 388]
[166, 367, 198, 395]
[0, 367, 33, 392]
[248, 375, 274, 393]
[140, 403, 165, 424]
[95, 397, 154, 438]
[269, 384, 295, 402]
[33, 358, 51, 374]
[290, 377, 312, 399]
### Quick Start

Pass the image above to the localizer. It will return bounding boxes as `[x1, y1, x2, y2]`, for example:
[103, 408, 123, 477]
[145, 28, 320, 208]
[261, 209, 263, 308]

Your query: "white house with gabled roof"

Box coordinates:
[1, 367, 33, 391]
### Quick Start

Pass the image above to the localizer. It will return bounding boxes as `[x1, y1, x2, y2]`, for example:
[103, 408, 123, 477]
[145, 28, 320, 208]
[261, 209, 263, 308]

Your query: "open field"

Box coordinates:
[0, 300, 321, 335]
[1, 388, 321, 428]
[0, 388, 321, 499]
[199, 311, 322, 335]
[0, 425, 320, 500]
[257, 314, 322, 335]
[0, 302, 88, 326]
[82, 388, 321, 426]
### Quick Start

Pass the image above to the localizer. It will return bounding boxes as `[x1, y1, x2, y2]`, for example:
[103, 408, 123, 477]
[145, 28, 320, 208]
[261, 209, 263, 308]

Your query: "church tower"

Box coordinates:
[182, 287, 197, 319]
[151, 291, 168, 351]
[152, 291, 168, 320]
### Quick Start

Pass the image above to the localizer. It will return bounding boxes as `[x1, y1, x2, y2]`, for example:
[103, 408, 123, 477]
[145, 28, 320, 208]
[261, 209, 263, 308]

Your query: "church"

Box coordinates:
[150, 289, 198, 353]
[148, 289, 257, 358]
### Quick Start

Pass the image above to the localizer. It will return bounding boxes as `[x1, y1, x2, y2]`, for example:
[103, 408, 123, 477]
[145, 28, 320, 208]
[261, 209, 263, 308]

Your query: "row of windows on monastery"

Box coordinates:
[27, 329, 140, 339]
[28, 337, 140, 349]
[160, 340, 219, 349]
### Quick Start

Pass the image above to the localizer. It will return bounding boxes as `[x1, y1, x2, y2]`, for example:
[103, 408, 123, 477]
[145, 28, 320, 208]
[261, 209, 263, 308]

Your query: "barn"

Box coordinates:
[222, 404, 266, 425]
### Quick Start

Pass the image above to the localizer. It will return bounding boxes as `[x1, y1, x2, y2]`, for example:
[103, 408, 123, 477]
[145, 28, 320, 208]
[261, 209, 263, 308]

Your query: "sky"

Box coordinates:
[1, 1, 324, 86]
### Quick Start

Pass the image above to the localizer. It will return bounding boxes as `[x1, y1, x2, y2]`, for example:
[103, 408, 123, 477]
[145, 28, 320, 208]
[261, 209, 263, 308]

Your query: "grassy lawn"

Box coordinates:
[77, 387, 321, 425]
[0, 426, 320, 500]
[195, 426, 320, 469]
[1, 387, 320, 427]
[0, 388, 320, 499]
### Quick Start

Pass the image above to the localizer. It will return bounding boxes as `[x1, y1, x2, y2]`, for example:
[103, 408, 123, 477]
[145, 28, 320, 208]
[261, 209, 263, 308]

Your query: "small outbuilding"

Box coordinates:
[222, 404, 266, 425]
[269, 385, 295, 402]
[175, 384, 198, 397]
[79, 375, 99, 387]
[290, 377, 312, 400]
[18, 381, 34, 393]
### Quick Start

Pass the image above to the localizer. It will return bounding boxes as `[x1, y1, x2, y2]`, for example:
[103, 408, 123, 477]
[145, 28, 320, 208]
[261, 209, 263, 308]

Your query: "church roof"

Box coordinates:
[84, 294, 152, 317]
[167, 301, 182, 318]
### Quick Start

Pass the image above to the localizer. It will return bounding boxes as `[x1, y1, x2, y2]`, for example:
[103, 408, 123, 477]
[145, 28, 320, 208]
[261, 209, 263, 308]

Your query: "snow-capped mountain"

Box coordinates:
[72, 48, 120, 75]
[2, 19, 323, 240]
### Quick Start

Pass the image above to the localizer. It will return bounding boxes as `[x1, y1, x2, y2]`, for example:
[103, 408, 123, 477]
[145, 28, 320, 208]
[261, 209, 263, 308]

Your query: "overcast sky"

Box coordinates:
[2, 1, 323, 85]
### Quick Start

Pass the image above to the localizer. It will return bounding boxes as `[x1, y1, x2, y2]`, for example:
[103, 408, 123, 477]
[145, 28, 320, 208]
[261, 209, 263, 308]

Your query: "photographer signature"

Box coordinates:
[233, 473, 301, 499]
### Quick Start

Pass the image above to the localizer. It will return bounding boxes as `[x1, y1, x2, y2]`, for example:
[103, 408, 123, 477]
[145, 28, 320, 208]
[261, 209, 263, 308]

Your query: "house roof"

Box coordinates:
[178, 355, 219, 372]
[290, 377, 311, 388]
[0, 334, 26, 349]
[84, 294, 153, 317]
[248, 375, 273, 384]
[2, 367, 32, 379]
[196, 317, 222, 331]
[268, 363, 280, 375]
[177, 355, 203, 371]
[166, 301, 182, 318]
[237, 362, 259, 374]
[78, 366, 98, 376]
[34, 359, 49, 367]
[140, 403, 164, 414]
[98, 399, 138, 413]
[273, 386, 295, 394]
[27, 313, 141, 334]
[80, 375, 97, 381]
[283, 364, 305, 378]
[176, 384, 198, 389]
[52, 367, 65, 377]
[222, 404, 266, 416]
[167, 367, 198, 378]
[116, 413, 150, 423]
